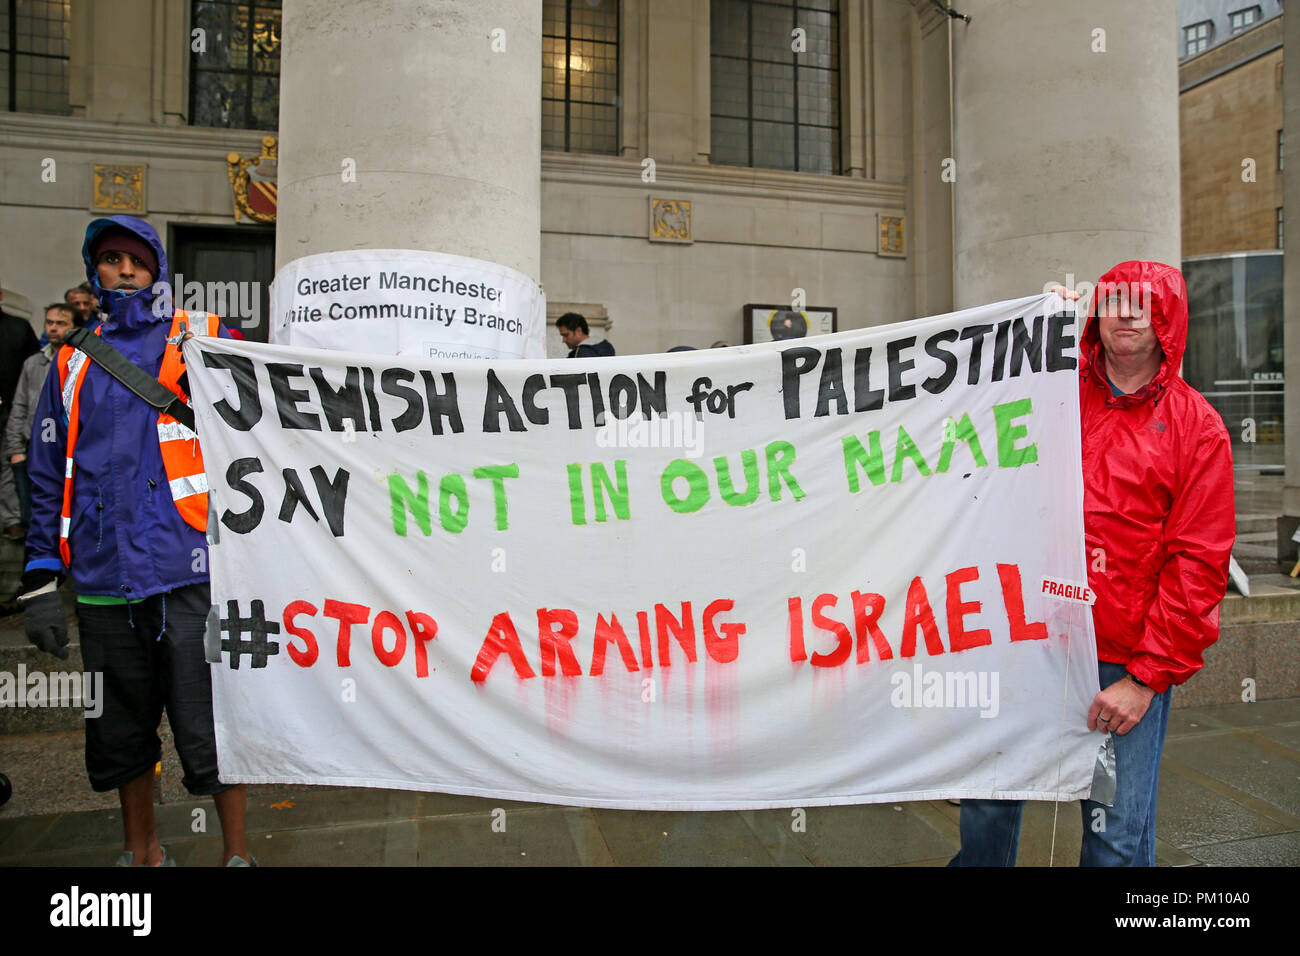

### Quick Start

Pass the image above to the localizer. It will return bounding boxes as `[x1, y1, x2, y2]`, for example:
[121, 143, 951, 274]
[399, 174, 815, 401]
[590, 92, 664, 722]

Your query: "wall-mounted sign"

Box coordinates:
[228, 136, 278, 224]
[91, 164, 146, 213]
[650, 198, 692, 243]
[743, 304, 838, 345]
[878, 214, 905, 257]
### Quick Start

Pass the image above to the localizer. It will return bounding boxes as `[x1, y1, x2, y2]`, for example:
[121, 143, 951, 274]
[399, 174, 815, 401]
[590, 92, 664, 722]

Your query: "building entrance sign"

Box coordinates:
[269, 248, 546, 359]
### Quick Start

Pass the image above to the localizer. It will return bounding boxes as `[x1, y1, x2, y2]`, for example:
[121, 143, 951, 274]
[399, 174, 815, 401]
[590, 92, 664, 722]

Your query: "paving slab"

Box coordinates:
[0, 728, 118, 817]
[1165, 709, 1237, 739]
[418, 806, 613, 866]
[0, 806, 121, 860]
[239, 820, 393, 867]
[1163, 734, 1300, 817]
[1152, 770, 1290, 849]
[736, 803, 957, 866]
[1252, 722, 1300, 751]
[1184, 831, 1300, 866]
[1183, 697, 1300, 728]
[590, 809, 779, 866]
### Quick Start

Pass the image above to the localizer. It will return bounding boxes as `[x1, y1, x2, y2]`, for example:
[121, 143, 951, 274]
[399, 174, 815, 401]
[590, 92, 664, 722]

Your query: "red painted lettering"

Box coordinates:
[900, 577, 944, 657]
[371, 610, 406, 667]
[404, 610, 438, 677]
[851, 590, 892, 662]
[946, 566, 992, 652]
[788, 596, 807, 662]
[809, 593, 852, 668]
[655, 602, 697, 665]
[590, 613, 640, 676]
[283, 600, 319, 668]
[322, 599, 370, 667]
[537, 607, 583, 677]
[470, 611, 536, 682]
[999, 563, 1047, 642]
[636, 610, 653, 669]
[702, 599, 744, 664]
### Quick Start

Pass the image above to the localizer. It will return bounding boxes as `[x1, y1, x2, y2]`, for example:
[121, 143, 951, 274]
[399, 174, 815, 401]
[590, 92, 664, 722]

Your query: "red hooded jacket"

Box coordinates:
[1080, 261, 1235, 693]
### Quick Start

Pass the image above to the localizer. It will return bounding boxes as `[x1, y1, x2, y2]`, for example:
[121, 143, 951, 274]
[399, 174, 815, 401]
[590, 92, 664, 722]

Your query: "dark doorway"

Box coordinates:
[169, 224, 275, 343]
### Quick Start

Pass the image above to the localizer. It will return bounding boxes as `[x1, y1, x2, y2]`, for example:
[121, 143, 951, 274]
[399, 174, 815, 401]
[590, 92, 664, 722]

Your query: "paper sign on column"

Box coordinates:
[270, 248, 545, 359]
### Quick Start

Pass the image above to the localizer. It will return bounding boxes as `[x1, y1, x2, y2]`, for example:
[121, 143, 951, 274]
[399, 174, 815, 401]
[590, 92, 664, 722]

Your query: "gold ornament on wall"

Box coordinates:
[878, 215, 905, 257]
[650, 198, 692, 243]
[228, 135, 279, 224]
[91, 164, 146, 213]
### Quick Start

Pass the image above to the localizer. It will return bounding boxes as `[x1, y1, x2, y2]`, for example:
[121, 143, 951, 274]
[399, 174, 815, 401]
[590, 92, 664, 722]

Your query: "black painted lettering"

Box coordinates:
[203, 352, 262, 430]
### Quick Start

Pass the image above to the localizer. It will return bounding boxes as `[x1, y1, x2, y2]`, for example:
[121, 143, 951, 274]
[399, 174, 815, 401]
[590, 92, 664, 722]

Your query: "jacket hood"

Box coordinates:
[1080, 260, 1187, 393]
[81, 215, 170, 328]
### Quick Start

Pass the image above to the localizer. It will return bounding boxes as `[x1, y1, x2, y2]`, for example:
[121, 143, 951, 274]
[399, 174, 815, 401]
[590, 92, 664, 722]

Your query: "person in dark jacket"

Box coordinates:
[4, 303, 76, 530]
[65, 285, 96, 327]
[18, 216, 253, 867]
[557, 311, 615, 358]
[951, 262, 1234, 867]
[0, 283, 40, 539]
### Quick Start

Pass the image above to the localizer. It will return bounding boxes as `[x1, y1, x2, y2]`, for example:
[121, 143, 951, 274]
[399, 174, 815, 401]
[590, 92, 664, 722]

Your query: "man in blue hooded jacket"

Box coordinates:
[18, 216, 253, 867]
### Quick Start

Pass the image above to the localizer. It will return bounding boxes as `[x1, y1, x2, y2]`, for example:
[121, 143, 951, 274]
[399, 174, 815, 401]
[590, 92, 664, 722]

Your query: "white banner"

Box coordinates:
[187, 293, 1100, 810]
[269, 248, 546, 359]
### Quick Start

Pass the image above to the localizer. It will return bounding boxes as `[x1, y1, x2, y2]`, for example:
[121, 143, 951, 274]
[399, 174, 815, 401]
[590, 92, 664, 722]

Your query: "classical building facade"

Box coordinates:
[1178, 0, 1283, 60]
[3, 0, 1179, 360]
[1181, 10, 1283, 256]
[1179, 10, 1285, 474]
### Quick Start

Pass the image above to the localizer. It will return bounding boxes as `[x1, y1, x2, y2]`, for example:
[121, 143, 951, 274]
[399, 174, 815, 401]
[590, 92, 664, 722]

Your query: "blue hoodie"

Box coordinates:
[26, 215, 229, 599]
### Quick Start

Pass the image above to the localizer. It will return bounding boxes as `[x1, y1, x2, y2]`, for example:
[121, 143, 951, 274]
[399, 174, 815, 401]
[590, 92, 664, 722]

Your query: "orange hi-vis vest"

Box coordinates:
[55, 310, 219, 567]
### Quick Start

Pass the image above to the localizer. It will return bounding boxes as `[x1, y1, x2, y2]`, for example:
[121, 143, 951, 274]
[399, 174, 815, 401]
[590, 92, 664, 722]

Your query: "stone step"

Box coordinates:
[1236, 513, 1278, 535]
[0, 643, 88, 735]
[1, 597, 86, 734]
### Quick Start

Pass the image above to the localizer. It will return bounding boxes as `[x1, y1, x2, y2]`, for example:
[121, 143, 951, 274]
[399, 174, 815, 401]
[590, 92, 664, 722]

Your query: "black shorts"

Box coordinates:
[77, 582, 232, 796]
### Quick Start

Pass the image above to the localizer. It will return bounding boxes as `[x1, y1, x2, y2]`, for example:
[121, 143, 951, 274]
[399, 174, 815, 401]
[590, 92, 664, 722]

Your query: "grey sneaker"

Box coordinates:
[115, 846, 176, 867]
[225, 854, 259, 867]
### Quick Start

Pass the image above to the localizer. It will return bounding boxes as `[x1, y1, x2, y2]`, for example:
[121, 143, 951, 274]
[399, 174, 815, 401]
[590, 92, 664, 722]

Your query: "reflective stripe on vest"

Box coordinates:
[55, 310, 219, 567]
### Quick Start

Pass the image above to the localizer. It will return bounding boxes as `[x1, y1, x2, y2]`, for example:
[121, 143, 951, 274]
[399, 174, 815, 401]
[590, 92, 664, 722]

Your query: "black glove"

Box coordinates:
[19, 570, 69, 660]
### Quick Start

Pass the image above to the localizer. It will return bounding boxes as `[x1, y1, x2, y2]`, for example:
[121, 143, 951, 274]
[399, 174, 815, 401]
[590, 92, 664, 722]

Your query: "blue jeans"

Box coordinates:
[948, 661, 1173, 867]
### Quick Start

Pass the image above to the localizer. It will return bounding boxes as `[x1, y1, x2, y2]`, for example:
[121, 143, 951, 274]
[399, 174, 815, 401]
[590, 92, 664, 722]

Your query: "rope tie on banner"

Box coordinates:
[1048, 624, 1075, 867]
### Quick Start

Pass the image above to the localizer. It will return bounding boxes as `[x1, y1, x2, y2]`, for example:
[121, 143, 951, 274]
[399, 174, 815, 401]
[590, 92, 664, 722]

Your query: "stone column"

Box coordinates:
[71, 0, 156, 123]
[1282, 8, 1300, 553]
[949, 0, 1181, 308]
[645, 0, 710, 164]
[275, 0, 542, 282]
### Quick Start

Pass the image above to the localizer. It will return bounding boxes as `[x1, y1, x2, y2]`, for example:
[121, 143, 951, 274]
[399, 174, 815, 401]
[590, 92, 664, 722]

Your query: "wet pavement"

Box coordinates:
[1, 697, 1296, 866]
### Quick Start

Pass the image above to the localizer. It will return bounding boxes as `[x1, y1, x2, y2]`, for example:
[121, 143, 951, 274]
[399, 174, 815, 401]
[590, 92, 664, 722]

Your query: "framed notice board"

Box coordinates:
[743, 304, 838, 345]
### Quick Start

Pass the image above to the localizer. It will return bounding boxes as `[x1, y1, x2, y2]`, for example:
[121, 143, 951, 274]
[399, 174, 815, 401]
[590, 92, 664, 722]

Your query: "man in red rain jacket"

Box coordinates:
[952, 261, 1235, 866]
